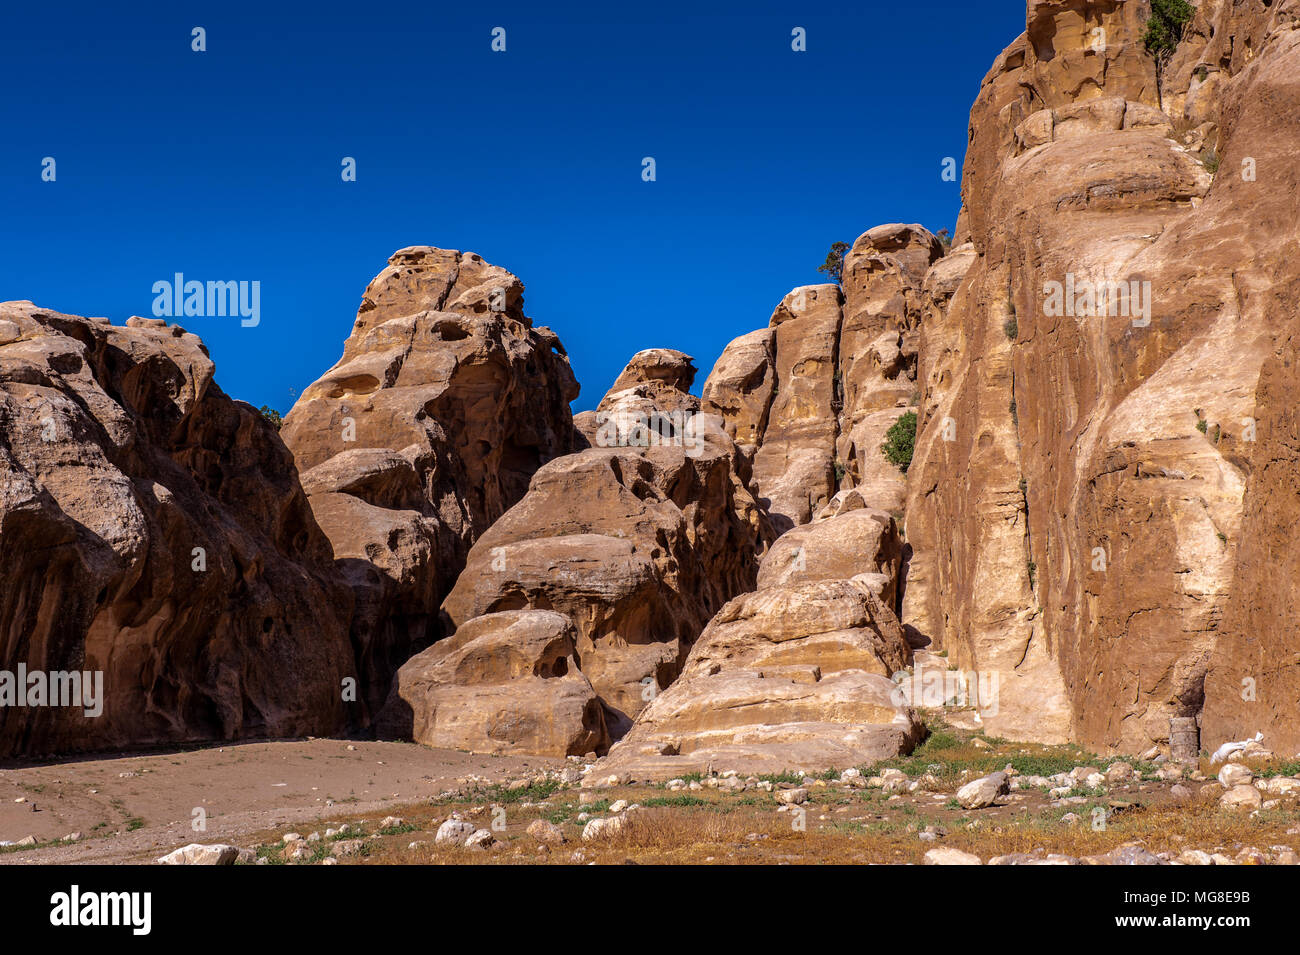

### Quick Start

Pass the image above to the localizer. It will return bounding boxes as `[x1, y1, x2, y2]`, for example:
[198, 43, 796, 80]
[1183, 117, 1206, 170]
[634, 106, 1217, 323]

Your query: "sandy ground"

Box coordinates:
[0, 738, 562, 864]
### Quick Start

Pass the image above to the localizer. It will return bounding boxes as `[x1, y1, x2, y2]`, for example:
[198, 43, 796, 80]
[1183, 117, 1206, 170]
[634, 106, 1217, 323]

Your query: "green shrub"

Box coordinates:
[881, 411, 918, 473]
[259, 405, 283, 430]
[1143, 0, 1195, 65]
[1003, 317, 1018, 341]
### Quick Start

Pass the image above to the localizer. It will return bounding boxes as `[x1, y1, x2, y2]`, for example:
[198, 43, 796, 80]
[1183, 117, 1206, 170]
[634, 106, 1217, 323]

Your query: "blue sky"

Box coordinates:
[1, 1, 1025, 413]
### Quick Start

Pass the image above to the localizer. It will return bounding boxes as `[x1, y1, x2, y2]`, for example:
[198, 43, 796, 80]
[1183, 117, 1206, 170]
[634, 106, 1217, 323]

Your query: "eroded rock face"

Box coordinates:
[702, 226, 941, 530]
[836, 225, 946, 514]
[281, 248, 580, 713]
[903, 0, 1300, 751]
[0, 302, 355, 756]
[592, 577, 921, 780]
[757, 508, 903, 609]
[375, 610, 607, 757]
[443, 355, 770, 737]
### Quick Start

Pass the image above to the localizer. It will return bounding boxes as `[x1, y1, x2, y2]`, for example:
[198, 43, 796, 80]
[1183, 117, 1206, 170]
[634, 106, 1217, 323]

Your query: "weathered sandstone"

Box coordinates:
[281, 248, 580, 712]
[0, 302, 355, 756]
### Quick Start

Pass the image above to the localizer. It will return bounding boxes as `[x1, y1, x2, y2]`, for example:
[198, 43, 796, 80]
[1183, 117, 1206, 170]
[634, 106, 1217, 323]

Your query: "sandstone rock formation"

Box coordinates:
[593, 577, 921, 780]
[592, 464, 918, 779]
[703, 225, 943, 530]
[281, 248, 580, 713]
[903, 0, 1300, 752]
[573, 348, 701, 449]
[0, 302, 355, 756]
[442, 352, 770, 738]
[757, 507, 903, 608]
[375, 610, 606, 756]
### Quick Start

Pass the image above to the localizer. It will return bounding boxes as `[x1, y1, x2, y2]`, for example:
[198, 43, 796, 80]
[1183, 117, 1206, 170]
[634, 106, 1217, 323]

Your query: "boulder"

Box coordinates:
[156, 844, 240, 866]
[590, 576, 921, 780]
[434, 818, 476, 846]
[956, 772, 1010, 809]
[375, 610, 608, 757]
[443, 356, 770, 736]
[757, 507, 903, 607]
[924, 847, 983, 866]
[1219, 785, 1263, 812]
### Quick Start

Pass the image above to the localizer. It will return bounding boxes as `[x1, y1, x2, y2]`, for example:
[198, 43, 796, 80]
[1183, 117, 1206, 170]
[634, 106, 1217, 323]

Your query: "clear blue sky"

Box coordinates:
[1, 1, 1024, 413]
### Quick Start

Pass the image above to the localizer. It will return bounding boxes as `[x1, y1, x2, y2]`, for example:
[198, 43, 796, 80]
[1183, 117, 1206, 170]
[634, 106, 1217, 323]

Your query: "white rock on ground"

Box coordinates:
[957, 772, 1009, 809]
[435, 819, 477, 846]
[156, 844, 239, 865]
[582, 816, 627, 841]
[924, 847, 982, 865]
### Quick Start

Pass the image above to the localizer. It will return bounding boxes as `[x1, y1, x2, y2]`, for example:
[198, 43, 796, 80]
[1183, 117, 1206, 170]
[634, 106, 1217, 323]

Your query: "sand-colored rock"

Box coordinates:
[836, 224, 944, 511]
[757, 508, 903, 608]
[748, 285, 843, 530]
[700, 328, 776, 450]
[281, 248, 580, 712]
[591, 577, 920, 780]
[903, 0, 1300, 751]
[375, 610, 607, 757]
[0, 302, 355, 757]
[703, 227, 941, 528]
[443, 354, 771, 737]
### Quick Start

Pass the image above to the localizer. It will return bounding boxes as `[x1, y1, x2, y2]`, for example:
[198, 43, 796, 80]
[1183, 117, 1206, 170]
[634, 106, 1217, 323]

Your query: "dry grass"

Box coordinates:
[223, 727, 1300, 865]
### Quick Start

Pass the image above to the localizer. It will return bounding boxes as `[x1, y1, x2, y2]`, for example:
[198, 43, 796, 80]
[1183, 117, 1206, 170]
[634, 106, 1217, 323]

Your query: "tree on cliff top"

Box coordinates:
[818, 241, 849, 284]
[1143, 0, 1196, 68]
[259, 405, 283, 430]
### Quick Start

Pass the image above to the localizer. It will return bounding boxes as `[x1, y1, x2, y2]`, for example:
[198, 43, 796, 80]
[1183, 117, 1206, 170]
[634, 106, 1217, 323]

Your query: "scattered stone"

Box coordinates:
[435, 819, 477, 846]
[1219, 785, 1263, 811]
[956, 772, 1009, 809]
[527, 820, 567, 845]
[331, 839, 365, 858]
[582, 816, 627, 841]
[156, 844, 239, 865]
[924, 847, 982, 865]
[1218, 764, 1254, 788]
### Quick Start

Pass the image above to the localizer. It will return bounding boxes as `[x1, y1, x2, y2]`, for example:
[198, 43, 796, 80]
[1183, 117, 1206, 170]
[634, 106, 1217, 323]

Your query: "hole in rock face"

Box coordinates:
[325, 374, 380, 398]
[262, 616, 273, 633]
[434, 320, 469, 341]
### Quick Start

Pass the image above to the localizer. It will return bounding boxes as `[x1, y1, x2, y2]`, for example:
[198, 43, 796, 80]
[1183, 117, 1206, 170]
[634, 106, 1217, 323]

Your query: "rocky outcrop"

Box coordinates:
[442, 353, 770, 738]
[573, 348, 701, 449]
[281, 248, 580, 713]
[703, 225, 942, 530]
[757, 507, 904, 609]
[903, 0, 1300, 752]
[375, 610, 607, 757]
[836, 225, 946, 514]
[592, 577, 921, 780]
[0, 302, 355, 756]
[592, 466, 917, 779]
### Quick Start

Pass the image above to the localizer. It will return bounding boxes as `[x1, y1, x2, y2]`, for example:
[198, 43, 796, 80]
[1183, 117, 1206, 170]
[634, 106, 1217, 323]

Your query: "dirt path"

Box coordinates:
[0, 739, 563, 865]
